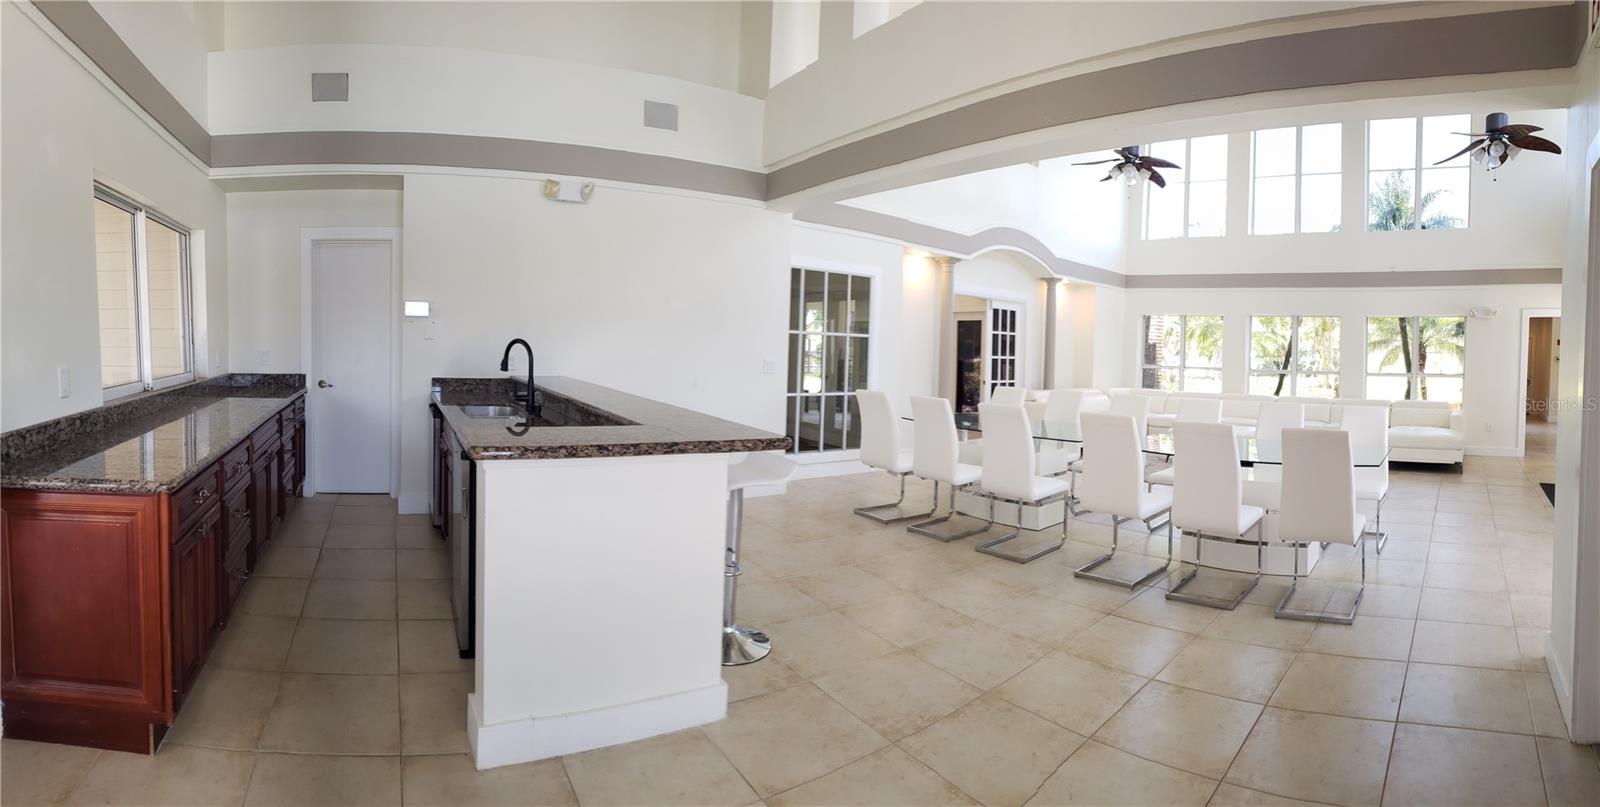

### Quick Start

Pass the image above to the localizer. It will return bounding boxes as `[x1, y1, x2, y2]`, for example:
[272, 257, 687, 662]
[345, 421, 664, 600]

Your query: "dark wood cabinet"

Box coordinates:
[1, 394, 305, 753]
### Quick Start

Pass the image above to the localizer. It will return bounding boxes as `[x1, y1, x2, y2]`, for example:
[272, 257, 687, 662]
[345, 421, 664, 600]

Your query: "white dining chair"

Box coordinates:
[1035, 389, 1098, 477]
[989, 386, 1028, 406]
[852, 390, 932, 524]
[1073, 412, 1173, 588]
[905, 396, 990, 542]
[1340, 404, 1392, 553]
[1145, 397, 1223, 487]
[1275, 427, 1367, 623]
[1241, 400, 1305, 510]
[1166, 422, 1266, 610]
[973, 403, 1069, 563]
[1108, 394, 1152, 437]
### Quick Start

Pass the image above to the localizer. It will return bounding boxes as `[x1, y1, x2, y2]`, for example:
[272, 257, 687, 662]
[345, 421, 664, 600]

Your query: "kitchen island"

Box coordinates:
[432, 376, 787, 769]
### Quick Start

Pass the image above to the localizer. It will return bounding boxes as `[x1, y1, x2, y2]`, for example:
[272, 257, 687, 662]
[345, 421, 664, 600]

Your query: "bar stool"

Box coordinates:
[722, 452, 797, 666]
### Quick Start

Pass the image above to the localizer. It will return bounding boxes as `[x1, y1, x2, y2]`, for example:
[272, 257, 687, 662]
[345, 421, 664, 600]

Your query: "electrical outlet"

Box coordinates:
[57, 366, 70, 399]
[762, 359, 777, 375]
[1485, 423, 1493, 432]
[258, 348, 271, 367]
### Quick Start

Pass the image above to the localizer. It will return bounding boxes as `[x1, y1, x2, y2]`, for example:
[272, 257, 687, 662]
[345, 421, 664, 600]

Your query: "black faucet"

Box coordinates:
[499, 338, 540, 419]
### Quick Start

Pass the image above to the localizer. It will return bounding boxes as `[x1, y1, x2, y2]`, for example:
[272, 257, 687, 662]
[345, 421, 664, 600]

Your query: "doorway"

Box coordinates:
[1519, 307, 1561, 458]
[956, 315, 982, 413]
[305, 231, 400, 494]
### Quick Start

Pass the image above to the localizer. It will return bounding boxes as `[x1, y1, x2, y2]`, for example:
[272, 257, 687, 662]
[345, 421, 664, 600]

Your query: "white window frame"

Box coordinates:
[1249, 123, 1342, 235]
[1249, 315, 1341, 397]
[1365, 114, 1471, 231]
[1142, 134, 1228, 240]
[1140, 314, 1224, 392]
[785, 265, 874, 455]
[95, 184, 194, 400]
[1364, 315, 1467, 403]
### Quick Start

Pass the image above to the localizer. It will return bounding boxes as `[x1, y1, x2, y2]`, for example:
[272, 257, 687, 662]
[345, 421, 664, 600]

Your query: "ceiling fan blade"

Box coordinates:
[1114, 147, 1138, 159]
[1072, 159, 1118, 165]
[1507, 133, 1561, 155]
[1146, 169, 1167, 188]
[1451, 132, 1491, 137]
[1497, 124, 1544, 138]
[1140, 157, 1182, 169]
[1432, 139, 1484, 166]
[1098, 174, 1113, 182]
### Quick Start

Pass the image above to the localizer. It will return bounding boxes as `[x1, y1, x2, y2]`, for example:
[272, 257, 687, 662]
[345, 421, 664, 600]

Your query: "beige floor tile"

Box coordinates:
[1026, 740, 1217, 806]
[1518, 627, 1551, 672]
[1302, 615, 1415, 661]
[1355, 583, 1423, 619]
[64, 744, 254, 806]
[397, 548, 450, 580]
[562, 728, 755, 806]
[838, 589, 973, 648]
[1410, 619, 1523, 670]
[1154, 637, 1294, 704]
[402, 755, 575, 807]
[1538, 738, 1600, 807]
[272, 519, 327, 547]
[738, 581, 830, 625]
[769, 611, 897, 678]
[813, 651, 981, 739]
[314, 548, 395, 580]
[1113, 585, 1223, 634]
[209, 614, 297, 671]
[1417, 588, 1515, 626]
[322, 524, 396, 549]
[768, 746, 975, 806]
[1268, 652, 1406, 721]
[258, 673, 400, 754]
[0, 739, 100, 807]
[396, 523, 444, 549]
[1399, 663, 1533, 734]
[901, 695, 1086, 807]
[1093, 681, 1261, 778]
[1061, 614, 1192, 677]
[1206, 783, 1325, 806]
[1223, 707, 1393, 806]
[788, 564, 905, 608]
[978, 593, 1104, 646]
[397, 579, 453, 620]
[1345, 557, 1424, 587]
[1428, 543, 1502, 565]
[164, 667, 280, 750]
[1528, 671, 1570, 738]
[994, 651, 1147, 736]
[399, 672, 471, 755]
[337, 494, 396, 509]
[284, 618, 398, 674]
[1384, 723, 1546, 806]
[918, 574, 1030, 619]
[331, 505, 395, 526]
[1511, 593, 1554, 631]
[910, 622, 1051, 689]
[1424, 561, 1508, 593]
[255, 546, 320, 578]
[724, 655, 806, 702]
[301, 579, 398, 620]
[701, 683, 887, 796]
[235, 577, 309, 618]
[1200, 603, 1316, 651]
[1035, 572, 1141, 613]
[244, 753, 401, 806]
[399, 619, 471, 674]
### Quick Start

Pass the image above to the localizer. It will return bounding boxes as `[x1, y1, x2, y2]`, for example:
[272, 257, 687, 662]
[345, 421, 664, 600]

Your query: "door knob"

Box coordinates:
[318, 380, 333, 388]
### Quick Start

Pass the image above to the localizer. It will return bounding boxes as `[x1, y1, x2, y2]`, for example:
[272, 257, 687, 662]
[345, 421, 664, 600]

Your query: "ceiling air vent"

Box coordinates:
[643, 100, 679, 131]
[311, 73, 349, 102]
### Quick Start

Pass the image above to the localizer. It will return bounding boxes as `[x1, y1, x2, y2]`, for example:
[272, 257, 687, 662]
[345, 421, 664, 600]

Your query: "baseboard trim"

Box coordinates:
[467, 680, 727, 770]
[1545, 630, 1577, 740]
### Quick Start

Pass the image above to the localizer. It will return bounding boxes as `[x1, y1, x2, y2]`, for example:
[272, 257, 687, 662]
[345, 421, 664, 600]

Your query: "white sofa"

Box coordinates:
[1387, 400, 1467, 464]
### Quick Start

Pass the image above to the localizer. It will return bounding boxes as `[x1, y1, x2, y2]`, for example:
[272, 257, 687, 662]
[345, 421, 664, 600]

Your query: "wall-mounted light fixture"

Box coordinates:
[544, 179, 594, 203]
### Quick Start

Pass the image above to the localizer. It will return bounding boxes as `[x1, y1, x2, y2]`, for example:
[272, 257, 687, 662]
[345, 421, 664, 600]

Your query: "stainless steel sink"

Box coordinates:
[460, 405, 520, 418]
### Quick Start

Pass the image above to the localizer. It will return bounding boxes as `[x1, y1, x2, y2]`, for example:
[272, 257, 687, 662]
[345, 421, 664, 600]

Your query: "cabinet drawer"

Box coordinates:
[251, 419, 280, 454]
[253, 434, 281, 468]
[173, 466, 221, 529]
[224, 483, 252, 543]
[292, 397, 305, 420]
[222, 540, 249, 610]
[221, 444, 251, 493]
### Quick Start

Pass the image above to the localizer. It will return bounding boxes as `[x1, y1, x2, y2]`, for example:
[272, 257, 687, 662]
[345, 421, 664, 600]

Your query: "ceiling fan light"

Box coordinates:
[1471, 148, 1487, 163]
[1121, 168, 1139, 186]
[1506, 144, 1521, 161]
[1488, 141, 1507, 158]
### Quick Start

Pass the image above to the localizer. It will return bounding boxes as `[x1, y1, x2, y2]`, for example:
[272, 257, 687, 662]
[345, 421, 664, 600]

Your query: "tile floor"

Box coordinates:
[5, 434, 1600, 806]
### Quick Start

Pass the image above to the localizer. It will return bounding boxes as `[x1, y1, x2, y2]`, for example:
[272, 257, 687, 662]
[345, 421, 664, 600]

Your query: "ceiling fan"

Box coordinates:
[1073, 146, 1180, 187]
[1434, 112, 1561, 171]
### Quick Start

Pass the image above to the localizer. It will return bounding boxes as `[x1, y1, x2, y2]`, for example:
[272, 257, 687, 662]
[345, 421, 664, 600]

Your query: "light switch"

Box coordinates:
[258, 348, 271, 366]
[57, 366, 70, 398]
[762, 359, 778, 375]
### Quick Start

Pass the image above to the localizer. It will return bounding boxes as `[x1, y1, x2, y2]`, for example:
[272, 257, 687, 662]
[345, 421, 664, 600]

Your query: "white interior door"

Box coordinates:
[311, 240, 393, 494]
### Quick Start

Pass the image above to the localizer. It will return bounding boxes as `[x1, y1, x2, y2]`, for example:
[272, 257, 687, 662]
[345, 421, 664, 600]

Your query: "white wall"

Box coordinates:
[226, 189, 404, 373]
[208, 44, 765, 171]
[1, 3, 227, 431]
[952, 251, 1047, 392]
[92, 0, 212, 124]
[218, 1, 747, 94]
[1119, 284, 1563, 453]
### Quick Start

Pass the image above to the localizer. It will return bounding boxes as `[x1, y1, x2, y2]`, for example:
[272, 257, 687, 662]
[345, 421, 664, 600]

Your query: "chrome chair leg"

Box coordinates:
[907, 482, 990, 542]
[975, 493, 1068, 564]
[1073, 510, 1172, 589]
[1166, 521, 1262, 610]
[722, 488, 770, 665]
[1364, 492, 1389, 553]
[1274, 533, 1364, 624]
[854, 472, 937, 524]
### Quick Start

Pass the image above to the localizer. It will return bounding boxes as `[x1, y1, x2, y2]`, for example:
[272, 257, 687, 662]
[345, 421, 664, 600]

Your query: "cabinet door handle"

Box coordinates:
[232, 508, 251, 520]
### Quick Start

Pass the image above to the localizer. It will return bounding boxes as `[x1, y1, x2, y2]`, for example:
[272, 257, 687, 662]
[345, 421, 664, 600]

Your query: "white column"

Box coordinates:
[933, 256, 959, 402]
[1043, 277, 1062, 389]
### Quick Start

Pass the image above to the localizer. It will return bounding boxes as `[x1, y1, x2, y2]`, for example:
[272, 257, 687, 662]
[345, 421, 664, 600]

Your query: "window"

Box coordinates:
[1250, 123, 1342, 234]
[988, 303, 1019, 395]
[94, 185, 193, 399]
[1367, 114, 1470, 230]
[785, 267, 870, 453]
[1366, 316, 1465, 403]
[1143, 134, 1228, 239]
[853, 0, 919, 36]
[1140, 314, 1223, 392]
[1249, 316, 1340, 397]
[769, 0, 820, 87]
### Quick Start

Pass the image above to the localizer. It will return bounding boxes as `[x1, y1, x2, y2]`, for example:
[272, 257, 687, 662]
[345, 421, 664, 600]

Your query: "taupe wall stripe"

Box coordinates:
[32, 0, 210, 164]
[1123, 267, 1564, 289]
[209, 131, 767, 200]
[767, 3, 1583, 200]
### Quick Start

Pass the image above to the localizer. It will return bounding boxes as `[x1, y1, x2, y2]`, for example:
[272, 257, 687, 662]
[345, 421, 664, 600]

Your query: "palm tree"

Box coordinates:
[1368, 169, 1462, 230]
[1251, 316, 1294, 395]
[1367, 316, 1466, 399]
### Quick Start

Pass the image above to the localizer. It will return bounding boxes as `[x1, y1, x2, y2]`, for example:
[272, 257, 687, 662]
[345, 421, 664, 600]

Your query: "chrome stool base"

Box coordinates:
[722, 626, 772, 666]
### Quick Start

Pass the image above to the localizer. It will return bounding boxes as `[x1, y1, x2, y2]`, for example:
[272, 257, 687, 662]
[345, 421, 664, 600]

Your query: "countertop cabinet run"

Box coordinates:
[0, 395, 307, 754]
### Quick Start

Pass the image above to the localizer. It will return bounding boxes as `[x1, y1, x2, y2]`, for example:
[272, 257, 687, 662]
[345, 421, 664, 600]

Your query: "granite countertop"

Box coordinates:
[434, 376, 788, 460]
[2, 377, 305, 494]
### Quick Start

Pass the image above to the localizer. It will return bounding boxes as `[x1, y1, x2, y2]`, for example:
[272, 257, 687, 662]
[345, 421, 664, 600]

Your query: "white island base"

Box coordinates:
[466, 452, 730, 770]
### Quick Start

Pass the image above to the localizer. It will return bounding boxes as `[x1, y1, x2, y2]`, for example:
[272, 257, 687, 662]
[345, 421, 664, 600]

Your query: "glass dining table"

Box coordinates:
[931, 412, 1390, 467]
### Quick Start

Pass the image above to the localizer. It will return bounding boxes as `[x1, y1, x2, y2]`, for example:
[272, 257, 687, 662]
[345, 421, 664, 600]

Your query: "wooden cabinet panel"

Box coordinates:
[172, 467, 221, 530]
[170, 508, 221, 705]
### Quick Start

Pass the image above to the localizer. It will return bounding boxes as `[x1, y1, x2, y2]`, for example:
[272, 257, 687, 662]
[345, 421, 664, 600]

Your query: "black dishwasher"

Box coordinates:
[446, 424, 476, 659]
